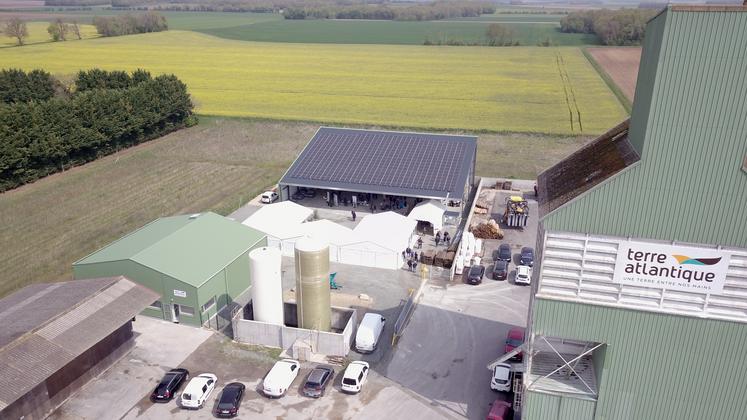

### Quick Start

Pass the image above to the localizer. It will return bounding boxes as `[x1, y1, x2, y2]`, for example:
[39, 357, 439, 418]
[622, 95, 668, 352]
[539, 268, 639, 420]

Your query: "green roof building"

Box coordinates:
[74, 212, 266, 326]
[516, 5, 747, 420]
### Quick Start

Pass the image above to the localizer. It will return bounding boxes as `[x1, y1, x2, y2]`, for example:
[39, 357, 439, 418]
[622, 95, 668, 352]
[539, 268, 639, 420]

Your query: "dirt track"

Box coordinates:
[587, 47, 642, 102]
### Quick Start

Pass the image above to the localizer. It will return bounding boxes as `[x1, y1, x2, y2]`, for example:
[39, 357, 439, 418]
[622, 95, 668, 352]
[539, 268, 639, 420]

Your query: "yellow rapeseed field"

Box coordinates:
[0, 30, 627, 134]
[0, 22, 99, 48]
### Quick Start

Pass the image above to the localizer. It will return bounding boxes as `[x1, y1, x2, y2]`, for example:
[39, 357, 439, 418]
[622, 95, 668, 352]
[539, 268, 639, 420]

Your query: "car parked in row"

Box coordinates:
[216, 382, 246, 418]
[490, 363, 511, 392]
[302, 365, 335, 398]
[492, 260, 508, 281]
[341, 361, 369, 394]
[515, 265, 532, 285]
[466, 264, 486, 285]
[180, 373, 217, 409]
[520, 246, 534, 267]
[151, 368, 189, 403]
[495, 243, 512, 262]
[262, 359, 300, 398]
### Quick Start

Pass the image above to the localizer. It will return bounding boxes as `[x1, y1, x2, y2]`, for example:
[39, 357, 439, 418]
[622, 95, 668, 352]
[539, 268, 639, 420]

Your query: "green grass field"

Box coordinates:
[198, 19, 597, 46]
[0, 30, 626, 134]
[0, 117, 589, 298]
[8, 10, 600, 46]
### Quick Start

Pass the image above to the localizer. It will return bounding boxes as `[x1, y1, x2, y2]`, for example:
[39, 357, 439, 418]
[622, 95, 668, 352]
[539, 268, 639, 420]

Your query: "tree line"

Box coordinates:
[0, 69, 194, 192]
[92, 12, 167, 36]
[283, 1, 495, 21]
[2, 12, 167, 46]
[560, 9, 655, 45]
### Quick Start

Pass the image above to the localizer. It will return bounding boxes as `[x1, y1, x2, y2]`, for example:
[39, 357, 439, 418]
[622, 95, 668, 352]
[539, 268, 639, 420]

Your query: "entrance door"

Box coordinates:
[171, 304, 180, 323]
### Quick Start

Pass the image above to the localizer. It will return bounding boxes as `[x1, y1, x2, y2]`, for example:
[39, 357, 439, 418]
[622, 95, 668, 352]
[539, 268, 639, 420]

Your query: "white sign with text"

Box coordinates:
[613, 241, 730, 294]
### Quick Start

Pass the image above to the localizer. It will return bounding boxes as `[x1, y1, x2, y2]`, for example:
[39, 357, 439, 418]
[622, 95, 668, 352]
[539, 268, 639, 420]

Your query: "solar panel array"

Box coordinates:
[282, 128, 476, 198]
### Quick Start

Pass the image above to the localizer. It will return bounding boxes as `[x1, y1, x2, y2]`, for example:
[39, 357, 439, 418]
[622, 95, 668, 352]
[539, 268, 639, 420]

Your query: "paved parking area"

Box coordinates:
[51, 317, 213, 420]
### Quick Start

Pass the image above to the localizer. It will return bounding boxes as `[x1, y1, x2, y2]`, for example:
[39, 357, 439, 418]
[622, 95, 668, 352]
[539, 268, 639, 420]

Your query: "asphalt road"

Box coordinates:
[381, 278, 530, 420]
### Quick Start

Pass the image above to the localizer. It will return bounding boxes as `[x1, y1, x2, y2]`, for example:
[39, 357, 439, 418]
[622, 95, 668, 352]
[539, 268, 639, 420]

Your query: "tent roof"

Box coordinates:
[407, 200, 447, 224]
[242, 201, 313, 239]
[298, 219, 354, 245]
[351, 211, 416, 252]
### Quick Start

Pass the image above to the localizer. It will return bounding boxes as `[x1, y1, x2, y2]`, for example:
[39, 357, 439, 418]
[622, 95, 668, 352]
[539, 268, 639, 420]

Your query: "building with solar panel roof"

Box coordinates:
[278, 127, 477, 227]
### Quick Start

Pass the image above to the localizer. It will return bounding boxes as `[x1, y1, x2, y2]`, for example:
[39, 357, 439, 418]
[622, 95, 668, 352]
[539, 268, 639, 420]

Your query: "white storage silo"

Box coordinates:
[249, 247, 284, 326]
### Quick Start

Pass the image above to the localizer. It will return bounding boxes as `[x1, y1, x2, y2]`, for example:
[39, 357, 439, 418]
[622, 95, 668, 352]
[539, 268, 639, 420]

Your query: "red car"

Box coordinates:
[486, 399, 512, 420]
[504, 328, 525, 361]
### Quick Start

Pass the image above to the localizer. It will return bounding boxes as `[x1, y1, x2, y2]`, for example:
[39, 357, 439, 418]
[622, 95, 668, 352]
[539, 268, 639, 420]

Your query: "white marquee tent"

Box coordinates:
[339, 212, 417, 270]
[242, 201, 313, 253]
[407, 200, 447, 233]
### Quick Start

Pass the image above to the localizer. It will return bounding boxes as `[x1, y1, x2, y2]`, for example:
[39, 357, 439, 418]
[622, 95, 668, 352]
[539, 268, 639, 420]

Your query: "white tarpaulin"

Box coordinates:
[407, 200, 447, 232]
[242, 201, 313, 240]
[339, 212, 417, 270]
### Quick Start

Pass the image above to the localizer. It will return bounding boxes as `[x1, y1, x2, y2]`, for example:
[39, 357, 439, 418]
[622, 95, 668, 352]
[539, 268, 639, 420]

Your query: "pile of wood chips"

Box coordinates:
[471, 219, 504, 239]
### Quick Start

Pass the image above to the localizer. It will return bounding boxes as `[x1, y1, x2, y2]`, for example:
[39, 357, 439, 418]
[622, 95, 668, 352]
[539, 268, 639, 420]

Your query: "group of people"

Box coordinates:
[435, 231, 451, 247]
[403, 247, 419, 272]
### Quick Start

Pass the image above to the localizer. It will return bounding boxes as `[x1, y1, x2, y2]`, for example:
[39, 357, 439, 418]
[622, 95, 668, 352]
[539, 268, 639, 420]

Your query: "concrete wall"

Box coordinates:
[233, 302, 356, 357]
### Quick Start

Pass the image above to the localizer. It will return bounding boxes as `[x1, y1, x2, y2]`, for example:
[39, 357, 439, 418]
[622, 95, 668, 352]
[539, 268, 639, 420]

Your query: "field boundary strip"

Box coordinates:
[581, 47, 633, 114]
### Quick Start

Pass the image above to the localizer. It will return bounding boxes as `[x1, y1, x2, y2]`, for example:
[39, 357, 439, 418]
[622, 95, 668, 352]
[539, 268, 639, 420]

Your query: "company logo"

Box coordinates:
[672, 255, 722, 266]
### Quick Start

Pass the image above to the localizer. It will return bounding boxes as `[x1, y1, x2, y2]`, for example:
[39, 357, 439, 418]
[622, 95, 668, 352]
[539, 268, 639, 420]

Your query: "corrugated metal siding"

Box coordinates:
[544, 9, 747, 248]
[531, 298, 747, 420]
[627, 9, 666, 155]
[523, 392, 596, 420]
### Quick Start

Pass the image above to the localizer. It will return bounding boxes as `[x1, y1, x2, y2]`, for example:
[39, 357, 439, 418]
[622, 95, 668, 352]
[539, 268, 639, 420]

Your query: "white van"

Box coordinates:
[355, 313, 386, 353]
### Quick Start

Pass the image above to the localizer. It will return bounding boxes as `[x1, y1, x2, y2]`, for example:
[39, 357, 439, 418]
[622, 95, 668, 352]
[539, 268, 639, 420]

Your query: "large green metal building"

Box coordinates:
[74, 212, 266, 326]
[521, 5, 747, 420]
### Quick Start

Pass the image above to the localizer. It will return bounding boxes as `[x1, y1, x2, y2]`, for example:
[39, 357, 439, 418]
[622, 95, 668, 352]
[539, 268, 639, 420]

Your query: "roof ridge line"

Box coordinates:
[0, 276, 123, 354]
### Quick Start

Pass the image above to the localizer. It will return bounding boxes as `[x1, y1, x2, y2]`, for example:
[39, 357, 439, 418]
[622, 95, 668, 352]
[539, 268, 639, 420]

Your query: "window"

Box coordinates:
[201, 297, 216, 313]
[180, 305, 195, 317]
[148, 300, 162, 310]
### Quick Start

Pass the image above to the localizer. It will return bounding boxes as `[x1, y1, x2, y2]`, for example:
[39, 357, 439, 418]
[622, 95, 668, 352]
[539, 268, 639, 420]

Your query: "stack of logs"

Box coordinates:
[471, 219, 504, 239]
[474, 198, 489, 214]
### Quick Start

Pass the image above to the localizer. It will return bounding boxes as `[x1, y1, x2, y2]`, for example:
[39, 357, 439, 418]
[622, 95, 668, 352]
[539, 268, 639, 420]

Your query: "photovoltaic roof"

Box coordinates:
[280, 127, 477, 199]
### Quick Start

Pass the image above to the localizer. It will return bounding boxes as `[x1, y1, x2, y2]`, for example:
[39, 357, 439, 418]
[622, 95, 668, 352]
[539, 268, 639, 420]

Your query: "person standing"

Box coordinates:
[413, 251, 418, 262]
[407, 259, 413, 272]
[435, 232, 441, 247]
[417, 237, 423, 249]
[351, 210, 356, 221]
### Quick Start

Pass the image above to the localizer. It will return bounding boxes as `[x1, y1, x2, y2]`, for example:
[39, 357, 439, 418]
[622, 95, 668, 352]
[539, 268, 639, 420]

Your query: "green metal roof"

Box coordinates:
[543, 6, 747, 248]
[75, 212, 266, 288]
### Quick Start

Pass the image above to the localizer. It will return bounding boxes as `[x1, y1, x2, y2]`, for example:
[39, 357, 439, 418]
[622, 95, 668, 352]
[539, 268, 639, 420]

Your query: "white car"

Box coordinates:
[180, 373, 217, 409]
[261, 191, 278, 203]
[341, 361, 369, 394]
[490, 363, 511, 392]
[263, 359, 300, 398]
[515, 265, 532, 285]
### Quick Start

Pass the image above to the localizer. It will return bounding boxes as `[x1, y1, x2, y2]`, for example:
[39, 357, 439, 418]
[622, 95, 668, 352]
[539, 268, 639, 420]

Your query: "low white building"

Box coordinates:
[242, 201, 313, 255]
[407, 199, 447, 234]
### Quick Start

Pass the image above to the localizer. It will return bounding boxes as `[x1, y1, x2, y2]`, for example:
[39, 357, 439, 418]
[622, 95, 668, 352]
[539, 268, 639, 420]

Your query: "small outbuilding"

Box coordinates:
[73, 212, 266, 326]
[0, 276, 159, 420]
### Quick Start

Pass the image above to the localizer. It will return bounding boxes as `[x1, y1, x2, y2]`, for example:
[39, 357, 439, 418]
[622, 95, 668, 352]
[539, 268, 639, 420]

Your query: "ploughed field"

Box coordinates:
[586, 46, 642, 102]
[0, 30, 626, 134]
